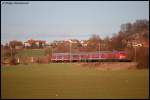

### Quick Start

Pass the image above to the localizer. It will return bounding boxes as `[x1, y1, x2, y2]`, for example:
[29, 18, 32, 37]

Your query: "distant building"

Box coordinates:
[142, 40, 149, 48]
[80, 40, 88, 47]
[24, 39, 46, 48]
[24, 42, 31, 48]
[53, 40, 63, 45]
[127, 39, 149, 48]
[15, 45, 23, 50]
[64, 39, 79, 44]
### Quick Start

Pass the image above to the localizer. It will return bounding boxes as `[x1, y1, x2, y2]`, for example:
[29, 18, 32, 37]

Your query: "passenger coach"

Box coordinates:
[51, 51, 130, 62]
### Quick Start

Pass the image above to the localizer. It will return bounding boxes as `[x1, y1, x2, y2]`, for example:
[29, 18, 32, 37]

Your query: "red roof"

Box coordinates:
[25, 39, 46, 44]
[143, 41, 149, 47]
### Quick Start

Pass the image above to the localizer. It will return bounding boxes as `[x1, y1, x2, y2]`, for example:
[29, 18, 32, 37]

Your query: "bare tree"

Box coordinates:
[87, 34, 102, 52]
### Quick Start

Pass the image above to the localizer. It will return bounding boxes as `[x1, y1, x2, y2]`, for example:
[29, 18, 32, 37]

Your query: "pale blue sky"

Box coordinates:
[1, 1, 149, 44]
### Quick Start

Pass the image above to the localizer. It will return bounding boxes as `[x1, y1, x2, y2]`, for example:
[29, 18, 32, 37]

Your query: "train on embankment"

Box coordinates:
[51, 51, 131, 62]
[1, 51, 131, 65]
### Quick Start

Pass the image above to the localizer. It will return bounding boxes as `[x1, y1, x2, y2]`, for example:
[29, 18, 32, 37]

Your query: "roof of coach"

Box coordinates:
[52, 51, 127, 56]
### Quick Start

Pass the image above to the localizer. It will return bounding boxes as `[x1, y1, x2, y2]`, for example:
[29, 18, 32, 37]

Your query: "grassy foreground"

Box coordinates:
[1, 63, 149, 99]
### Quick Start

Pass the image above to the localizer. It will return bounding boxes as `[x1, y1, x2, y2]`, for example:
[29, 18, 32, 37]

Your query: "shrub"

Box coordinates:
[126, 47, 149, 69]
[10, 57, 18, 65]
[44, 48, 52, 56]
[37, 56, 50, 64]
[136, 47, 149, 69]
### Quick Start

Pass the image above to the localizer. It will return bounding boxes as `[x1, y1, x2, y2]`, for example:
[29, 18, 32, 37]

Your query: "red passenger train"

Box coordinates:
[51, 51, 130, 62]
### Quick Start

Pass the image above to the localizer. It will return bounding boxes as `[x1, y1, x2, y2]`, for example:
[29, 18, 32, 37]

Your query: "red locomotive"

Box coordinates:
[51, 51, 130, 62]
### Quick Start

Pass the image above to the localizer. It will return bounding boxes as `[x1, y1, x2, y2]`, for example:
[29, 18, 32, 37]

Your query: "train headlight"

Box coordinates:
[119, 55, 126, 59]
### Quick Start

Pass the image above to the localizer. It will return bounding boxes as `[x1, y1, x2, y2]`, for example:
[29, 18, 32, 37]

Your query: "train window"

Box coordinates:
[52, 55, 55, 58]
[81, 55, 87, 58]
[57, 55, 62, 59]
[101, 54, 105, 58]
[108, 53, 114, 58]
[73, 55, 79, 58]
[92, 54, 99, 58]
[64, 55, 69, 59]
[52, 55, 56, 59]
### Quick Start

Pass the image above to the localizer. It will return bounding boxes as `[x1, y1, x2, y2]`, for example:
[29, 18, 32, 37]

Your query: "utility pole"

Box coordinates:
[99, 42, 100, 60]
[133, 43, 137, 62]
[99, 43, 100, 54]
[51, 46, 53, 63]
[10, 46, 12, 57]
[70, 42, 72, 63]
[51, 47, 53, 55]
[134, 46, 137, 62]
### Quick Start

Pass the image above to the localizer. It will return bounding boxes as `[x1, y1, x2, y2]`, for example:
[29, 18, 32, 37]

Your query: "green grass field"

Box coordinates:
[1, 63, 149, 99]
[16, 49, 45, 57]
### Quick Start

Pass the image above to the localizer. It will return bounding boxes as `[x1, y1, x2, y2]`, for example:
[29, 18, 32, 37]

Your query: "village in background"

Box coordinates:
[1, 19, 149, 69]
